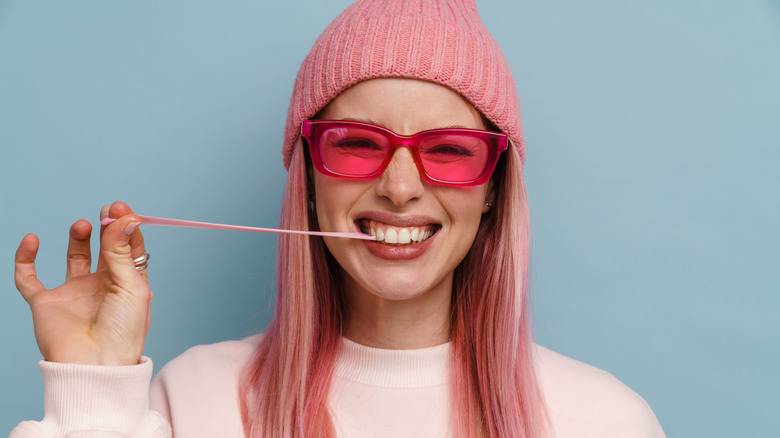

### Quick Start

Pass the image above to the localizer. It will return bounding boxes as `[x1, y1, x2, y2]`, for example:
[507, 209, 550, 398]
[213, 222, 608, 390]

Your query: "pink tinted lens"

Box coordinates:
[418, 134, 489, 182]
[319, 126, 389, 176]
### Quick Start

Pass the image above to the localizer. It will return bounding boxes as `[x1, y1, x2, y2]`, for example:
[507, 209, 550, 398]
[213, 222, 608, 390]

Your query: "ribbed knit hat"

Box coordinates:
[282, 0, 524, 169]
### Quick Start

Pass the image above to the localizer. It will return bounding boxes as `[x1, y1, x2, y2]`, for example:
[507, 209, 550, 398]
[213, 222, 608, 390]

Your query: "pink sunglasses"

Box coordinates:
[302, 120, 507, 186]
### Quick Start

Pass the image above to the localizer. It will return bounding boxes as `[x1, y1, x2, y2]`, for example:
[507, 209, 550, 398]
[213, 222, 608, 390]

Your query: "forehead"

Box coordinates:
[319, 78, 485, 134]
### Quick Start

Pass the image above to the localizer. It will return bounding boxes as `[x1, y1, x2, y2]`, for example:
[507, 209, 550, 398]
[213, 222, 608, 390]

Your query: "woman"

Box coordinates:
[12, 0, 664, 436]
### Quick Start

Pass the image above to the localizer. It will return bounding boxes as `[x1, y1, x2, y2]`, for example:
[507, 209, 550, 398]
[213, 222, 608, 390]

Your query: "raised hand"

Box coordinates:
[14, 202, 152, 366]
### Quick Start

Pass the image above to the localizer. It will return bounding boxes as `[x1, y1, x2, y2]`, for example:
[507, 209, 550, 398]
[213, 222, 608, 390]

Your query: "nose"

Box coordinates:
[374, 146, 424, 207]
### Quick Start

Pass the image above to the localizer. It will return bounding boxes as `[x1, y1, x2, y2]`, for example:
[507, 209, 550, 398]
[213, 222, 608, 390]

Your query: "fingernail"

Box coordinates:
[124, 222, 141, 235]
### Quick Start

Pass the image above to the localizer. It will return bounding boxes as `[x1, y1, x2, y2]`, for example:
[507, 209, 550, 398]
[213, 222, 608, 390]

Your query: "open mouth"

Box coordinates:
[358, 219, 440, 246]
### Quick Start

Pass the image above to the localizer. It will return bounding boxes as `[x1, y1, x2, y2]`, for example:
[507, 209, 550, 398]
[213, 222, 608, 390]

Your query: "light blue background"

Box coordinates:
[1, 0, 778, 436]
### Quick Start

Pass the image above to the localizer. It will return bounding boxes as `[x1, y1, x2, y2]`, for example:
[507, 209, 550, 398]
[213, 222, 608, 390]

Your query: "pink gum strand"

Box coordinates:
[101, 215, 376, 240]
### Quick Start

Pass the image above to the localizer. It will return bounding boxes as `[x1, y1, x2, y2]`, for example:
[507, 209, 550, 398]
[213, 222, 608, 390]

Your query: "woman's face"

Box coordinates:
[313, 78, 493, 307]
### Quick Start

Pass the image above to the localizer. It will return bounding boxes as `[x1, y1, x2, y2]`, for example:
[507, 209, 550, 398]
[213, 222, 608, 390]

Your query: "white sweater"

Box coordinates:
[10, 336, 664, 437]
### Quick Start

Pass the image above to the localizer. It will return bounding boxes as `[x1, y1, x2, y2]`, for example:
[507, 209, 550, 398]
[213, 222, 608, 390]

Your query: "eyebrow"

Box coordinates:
[338, 117, 473, 131]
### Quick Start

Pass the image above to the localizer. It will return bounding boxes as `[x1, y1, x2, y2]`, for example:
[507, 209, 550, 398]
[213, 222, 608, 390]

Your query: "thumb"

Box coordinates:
[100, 215, 144, 284]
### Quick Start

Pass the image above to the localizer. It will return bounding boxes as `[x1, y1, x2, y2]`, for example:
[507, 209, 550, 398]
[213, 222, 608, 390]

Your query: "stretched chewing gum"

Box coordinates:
[101, 215, 376, 240]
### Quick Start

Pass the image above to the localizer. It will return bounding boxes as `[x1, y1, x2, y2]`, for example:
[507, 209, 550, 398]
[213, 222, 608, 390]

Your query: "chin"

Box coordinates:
[350, 270, 451, 303]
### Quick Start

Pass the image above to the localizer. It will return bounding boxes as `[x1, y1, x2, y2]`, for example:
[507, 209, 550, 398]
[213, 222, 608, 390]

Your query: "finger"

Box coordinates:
[98, 204, 111, 238]
[97, 201, 134, 271]
[14, 234, 46, 301]
[65, 219, 93, 281]
[100, 213, 148, 288]
[130, 231, 148, 280]
[127, 218, 148, 280]
[96, 204, 111, 270]
[110, 202, 147, 279]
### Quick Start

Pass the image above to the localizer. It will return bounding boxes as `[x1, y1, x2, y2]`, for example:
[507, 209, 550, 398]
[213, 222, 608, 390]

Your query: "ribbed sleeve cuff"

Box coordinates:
[37, 357, 161, 436]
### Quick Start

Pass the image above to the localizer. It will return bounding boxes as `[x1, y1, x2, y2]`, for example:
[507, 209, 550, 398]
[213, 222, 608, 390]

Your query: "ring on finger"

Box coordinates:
[133, 251, 150, 271]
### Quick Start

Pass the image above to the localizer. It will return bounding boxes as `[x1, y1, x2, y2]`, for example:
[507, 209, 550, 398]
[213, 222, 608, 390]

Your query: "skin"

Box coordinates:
[314, 78, 494, 350]
[14, 202, 151, 365]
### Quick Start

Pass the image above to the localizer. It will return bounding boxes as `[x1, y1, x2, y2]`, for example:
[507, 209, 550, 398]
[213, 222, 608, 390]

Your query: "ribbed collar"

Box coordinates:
[334, 338, 452, 388]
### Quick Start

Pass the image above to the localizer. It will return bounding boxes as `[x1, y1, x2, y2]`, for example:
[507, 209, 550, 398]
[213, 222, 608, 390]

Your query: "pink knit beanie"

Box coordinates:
[282, 0, 524, 169]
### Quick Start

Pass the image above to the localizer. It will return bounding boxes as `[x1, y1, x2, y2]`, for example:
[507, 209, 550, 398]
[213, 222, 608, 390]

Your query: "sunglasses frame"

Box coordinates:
[302, 119, 508, 186]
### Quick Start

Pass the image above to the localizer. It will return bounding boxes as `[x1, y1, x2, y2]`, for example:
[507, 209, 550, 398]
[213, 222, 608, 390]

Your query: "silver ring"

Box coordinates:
[133, 251, 150, 271]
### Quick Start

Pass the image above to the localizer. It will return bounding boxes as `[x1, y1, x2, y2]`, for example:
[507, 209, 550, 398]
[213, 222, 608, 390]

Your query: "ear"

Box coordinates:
[482, 179, 496, 214]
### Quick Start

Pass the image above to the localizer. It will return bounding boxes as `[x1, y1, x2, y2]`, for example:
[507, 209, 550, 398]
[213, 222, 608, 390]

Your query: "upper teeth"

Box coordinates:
[366, 221, 435, 245]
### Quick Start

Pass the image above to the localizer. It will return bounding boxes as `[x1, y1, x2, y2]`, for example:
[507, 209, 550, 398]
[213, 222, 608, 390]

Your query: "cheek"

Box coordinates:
[446, 190, 490, 251]
[441, 186, 489, 223]
[313, 175, 339, 229]
[313, 173, 366, 231]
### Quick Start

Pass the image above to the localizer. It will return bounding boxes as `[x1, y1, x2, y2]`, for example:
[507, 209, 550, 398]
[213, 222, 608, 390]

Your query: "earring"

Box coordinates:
[485, 201, 492, 208]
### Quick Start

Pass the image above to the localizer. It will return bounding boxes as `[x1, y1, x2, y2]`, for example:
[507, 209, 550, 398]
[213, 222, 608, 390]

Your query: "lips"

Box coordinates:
[357, 219, 439, 246]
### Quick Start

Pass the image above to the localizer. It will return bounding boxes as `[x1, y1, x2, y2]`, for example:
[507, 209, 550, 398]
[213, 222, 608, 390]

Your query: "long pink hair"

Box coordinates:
[239, 137, 547, 437]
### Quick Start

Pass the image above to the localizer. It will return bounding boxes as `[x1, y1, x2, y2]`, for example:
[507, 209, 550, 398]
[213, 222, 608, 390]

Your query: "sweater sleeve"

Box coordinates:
[10, 357, 171, 438]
